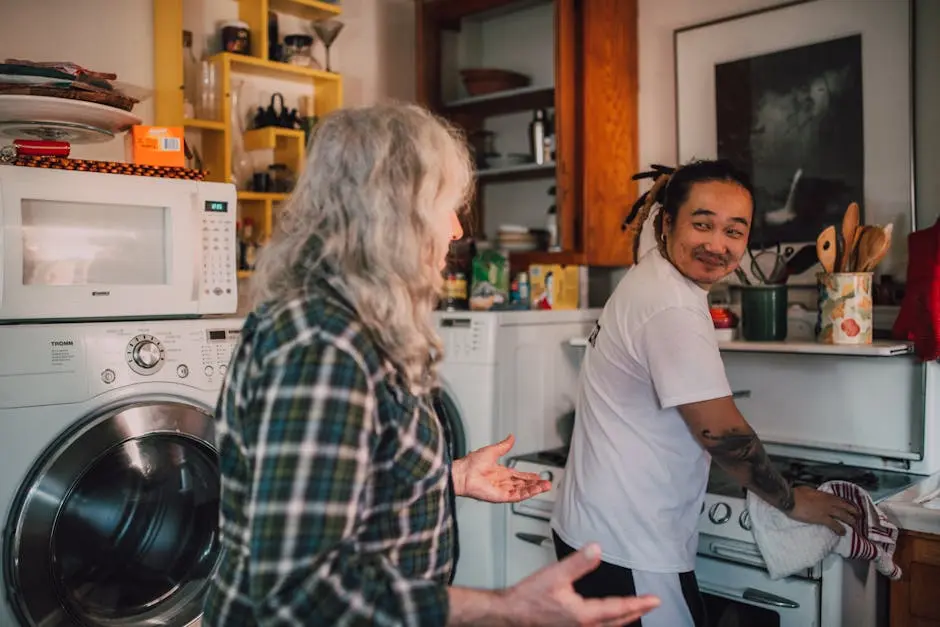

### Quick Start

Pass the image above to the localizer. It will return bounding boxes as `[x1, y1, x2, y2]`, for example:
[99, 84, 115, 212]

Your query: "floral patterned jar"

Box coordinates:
[816, 272, 874, 344]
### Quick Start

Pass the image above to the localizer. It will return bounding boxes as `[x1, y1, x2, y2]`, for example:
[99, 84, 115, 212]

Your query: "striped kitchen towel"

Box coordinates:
[746, 480, 902, 580]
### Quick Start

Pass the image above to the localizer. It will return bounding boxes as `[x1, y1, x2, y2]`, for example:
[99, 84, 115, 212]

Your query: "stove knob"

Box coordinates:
[739, 509, 752, 531]
[708, 502, 732, 525]
[539, 470, 553, 482]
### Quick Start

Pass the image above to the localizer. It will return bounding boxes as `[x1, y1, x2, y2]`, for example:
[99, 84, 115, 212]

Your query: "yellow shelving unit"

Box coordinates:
[153, 0, 343, 278]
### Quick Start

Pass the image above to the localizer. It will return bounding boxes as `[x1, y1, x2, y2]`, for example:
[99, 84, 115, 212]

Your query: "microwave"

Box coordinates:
[0, 166, 238, 322]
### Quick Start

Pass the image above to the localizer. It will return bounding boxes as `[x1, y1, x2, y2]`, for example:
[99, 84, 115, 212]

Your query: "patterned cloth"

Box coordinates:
[202, 271, 456, 626]
[747, 480, 902, 580]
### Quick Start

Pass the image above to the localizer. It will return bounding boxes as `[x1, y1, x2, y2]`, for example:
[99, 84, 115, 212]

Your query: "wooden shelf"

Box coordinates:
[476, 161, 555, 183]
[216, 52, 340, 83]
[268, 0, 341, 20]
[509, 250, 585, 267]
[243, 127, 305, 151]
[238, 191, 290, 202]
[718, 339, 914, 357]
[444, 85, 554, 117]
[183, 118, 226, 131]
[428, 0, 548, 28]
[237, 270, 253, 279]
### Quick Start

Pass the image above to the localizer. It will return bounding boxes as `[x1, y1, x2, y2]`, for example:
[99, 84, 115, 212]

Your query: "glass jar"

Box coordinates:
[283, 34, 317, 68]
[267, 163, 295, 193]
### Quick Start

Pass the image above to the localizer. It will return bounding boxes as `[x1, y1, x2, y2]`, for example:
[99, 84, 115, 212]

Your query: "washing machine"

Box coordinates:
[0, 317, 242, 627]
[432, 308, 600, 589]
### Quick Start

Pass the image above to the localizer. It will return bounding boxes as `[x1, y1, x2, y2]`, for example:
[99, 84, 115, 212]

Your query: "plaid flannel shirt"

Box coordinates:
[202, 273, 456, 626]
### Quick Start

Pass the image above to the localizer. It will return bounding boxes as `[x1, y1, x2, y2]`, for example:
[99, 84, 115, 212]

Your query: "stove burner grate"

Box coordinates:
[778, 461, 879, 491]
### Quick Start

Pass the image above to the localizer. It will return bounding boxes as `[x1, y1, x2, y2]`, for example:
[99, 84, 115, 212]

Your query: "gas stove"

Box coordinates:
[706, 455, 921, 504]
[700, 455, 922, 544]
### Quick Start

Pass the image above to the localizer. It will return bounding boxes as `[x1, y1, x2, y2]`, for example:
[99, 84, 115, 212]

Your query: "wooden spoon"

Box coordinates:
[857, 225, 892, 272]
[840, 202, 860, 271]
[816, 225, 838, 274]
[848, 225, 865, 272]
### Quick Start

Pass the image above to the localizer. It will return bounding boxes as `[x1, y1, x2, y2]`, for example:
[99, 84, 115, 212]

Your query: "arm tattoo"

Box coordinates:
[702, 428, 795, 512]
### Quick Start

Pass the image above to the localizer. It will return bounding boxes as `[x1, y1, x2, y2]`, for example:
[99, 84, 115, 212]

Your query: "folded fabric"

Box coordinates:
[746, 480, 902, 580]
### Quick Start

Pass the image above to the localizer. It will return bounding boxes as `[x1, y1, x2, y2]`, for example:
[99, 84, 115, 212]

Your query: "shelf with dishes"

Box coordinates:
[443, 85, 554, 118]
[476, 160, 555, 183]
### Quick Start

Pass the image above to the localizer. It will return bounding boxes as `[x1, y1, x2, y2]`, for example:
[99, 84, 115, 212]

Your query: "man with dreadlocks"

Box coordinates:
[550, 159, 858, 626]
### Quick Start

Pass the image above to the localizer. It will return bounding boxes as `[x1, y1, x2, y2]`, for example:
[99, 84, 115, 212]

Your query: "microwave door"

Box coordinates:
[0, 170, 202, 321]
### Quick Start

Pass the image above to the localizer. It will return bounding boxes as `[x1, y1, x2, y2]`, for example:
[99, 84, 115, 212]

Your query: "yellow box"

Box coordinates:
[529, 264, 580, 310]
[124, 126, 185, 167]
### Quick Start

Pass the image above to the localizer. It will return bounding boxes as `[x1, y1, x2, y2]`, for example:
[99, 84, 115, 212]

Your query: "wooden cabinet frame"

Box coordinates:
[415, 0, 639, 267]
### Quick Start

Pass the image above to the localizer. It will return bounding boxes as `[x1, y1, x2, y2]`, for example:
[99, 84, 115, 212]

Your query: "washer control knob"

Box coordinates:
[133, 341, 161, 368]
[101, 369, 116, 384]
[177, 364, 190, 378]
[708, 502, 732, 525]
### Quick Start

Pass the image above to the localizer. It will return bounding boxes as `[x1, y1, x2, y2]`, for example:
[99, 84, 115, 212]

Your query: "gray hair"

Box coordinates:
[250, 103, 474, 393]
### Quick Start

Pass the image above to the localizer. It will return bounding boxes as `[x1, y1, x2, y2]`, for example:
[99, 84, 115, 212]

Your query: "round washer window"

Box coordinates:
[6, 401, 220, 627]
[52, 434, 219, 622]
[432, 389, 468, 461]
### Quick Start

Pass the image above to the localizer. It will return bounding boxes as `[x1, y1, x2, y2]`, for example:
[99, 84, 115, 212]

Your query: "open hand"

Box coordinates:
[787, 485, 859, 535]
[504, 543, 660, 626]
[452, 434, 551, 503]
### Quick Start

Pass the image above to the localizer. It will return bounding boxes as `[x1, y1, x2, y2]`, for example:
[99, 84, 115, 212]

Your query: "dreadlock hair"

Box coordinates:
[621, 159, 754, 261]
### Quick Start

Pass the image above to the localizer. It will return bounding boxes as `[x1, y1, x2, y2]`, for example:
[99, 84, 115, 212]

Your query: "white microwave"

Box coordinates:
[0, 166, 238, 322]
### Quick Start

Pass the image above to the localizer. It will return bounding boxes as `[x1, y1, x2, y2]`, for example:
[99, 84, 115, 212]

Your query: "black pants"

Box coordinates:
[552, 531, 707, 627]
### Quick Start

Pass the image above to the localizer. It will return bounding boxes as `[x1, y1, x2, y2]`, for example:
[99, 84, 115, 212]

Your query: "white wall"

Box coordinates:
[627, 0, 940, 289]
[0, 0, 416, 162]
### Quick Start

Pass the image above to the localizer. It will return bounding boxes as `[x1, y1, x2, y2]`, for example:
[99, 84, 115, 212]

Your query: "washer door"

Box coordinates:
[432, 387, 468, 461]
[6, 400, 219, 627]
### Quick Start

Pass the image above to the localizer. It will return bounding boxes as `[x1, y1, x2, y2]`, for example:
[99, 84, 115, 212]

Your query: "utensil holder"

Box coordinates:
[816, 272, 874, 345]
[739, 284, 788, 342]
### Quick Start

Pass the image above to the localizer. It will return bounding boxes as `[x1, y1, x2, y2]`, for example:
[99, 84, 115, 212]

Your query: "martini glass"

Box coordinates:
[312, 19, 344, 73]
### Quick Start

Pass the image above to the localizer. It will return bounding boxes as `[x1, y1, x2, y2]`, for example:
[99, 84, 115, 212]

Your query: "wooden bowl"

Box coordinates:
[460, 68, 530, 97]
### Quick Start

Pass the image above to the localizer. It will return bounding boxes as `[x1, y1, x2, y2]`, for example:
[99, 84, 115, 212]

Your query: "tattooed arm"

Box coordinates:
[677, 396, 794, 511]
[677, 396, 858, 532]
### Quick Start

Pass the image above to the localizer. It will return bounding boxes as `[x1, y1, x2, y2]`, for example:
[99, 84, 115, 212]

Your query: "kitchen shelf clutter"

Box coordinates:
[153, 0, 343, 279]
[416, 0, 639, 267]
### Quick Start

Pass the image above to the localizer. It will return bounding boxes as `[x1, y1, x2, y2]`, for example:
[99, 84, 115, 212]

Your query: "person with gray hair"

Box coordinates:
[201, 103, 659, 626]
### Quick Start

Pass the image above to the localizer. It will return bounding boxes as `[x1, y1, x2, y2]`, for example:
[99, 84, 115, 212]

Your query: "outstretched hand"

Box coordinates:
[452, 434, 551, 503]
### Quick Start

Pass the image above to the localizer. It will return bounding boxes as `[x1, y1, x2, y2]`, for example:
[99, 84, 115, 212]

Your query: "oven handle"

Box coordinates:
[709, 542, 765, 566]
[700, 582, 800, 609]
[515, 532, 554, 549]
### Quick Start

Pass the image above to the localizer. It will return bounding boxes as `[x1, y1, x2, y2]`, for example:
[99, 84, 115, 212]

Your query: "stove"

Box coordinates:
[706, 455, 922, 504]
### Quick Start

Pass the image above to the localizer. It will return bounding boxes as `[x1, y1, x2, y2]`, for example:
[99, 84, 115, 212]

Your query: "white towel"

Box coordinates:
[746, 480, 902, 580]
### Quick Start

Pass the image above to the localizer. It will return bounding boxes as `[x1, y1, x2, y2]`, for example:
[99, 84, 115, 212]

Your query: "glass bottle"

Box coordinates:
[196, 56, 218, 121]
[182, 30, 198, 119]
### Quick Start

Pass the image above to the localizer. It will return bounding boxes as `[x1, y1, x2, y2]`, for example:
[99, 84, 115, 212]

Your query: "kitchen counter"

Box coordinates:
[882, 471, 940, 535]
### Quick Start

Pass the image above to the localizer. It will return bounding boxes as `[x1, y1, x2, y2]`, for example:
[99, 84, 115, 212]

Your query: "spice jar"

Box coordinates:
[221, 20, 251, 55]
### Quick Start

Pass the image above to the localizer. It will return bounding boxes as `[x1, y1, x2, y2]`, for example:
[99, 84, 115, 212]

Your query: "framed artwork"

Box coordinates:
[674, 0, 913, 280]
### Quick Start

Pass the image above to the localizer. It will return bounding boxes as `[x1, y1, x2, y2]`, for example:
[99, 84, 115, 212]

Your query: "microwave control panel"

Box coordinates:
[201, 198, 237, 308]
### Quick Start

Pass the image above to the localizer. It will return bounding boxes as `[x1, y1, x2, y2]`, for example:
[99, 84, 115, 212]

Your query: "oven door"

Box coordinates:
[696, 555, 820, 627]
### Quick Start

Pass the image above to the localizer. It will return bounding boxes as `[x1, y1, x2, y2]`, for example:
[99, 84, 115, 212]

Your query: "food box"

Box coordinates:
[124, 126, 185, 168]
[529, 264, 580, 310]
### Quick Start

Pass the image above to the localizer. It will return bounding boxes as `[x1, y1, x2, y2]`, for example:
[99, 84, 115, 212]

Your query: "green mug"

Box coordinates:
[739, 284, 788, 342]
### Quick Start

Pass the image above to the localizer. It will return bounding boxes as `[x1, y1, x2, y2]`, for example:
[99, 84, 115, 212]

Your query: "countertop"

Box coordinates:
[882, 471, 940, 536]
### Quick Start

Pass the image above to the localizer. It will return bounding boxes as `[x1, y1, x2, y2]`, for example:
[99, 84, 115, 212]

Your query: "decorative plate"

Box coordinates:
[0, 94, 140, 135]
[0, 120, 114, 144]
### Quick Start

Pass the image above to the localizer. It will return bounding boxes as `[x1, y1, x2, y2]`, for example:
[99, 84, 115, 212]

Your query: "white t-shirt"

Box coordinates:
[551, 248, 732, 572]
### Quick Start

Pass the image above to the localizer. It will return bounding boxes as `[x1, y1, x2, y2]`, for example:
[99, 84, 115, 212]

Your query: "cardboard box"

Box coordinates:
[529, 264, 581, 310]
[124, 126, 185, 167]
